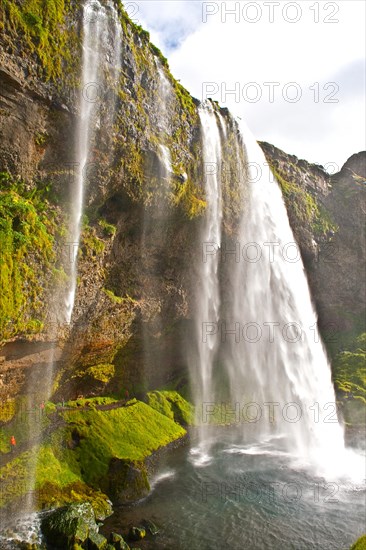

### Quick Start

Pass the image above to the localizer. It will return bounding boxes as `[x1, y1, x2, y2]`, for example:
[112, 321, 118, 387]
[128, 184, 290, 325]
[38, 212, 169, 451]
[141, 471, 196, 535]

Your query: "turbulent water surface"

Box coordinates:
[100, 431, 366, 550]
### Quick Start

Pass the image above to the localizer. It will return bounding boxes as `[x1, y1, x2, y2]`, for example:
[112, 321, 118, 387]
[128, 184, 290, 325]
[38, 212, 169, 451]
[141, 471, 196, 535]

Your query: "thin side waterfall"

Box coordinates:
[21, 0, 122, 521]
[157, 61, 173, 193]
[65, 0, 121, 322]
[190, 104, 223, 462]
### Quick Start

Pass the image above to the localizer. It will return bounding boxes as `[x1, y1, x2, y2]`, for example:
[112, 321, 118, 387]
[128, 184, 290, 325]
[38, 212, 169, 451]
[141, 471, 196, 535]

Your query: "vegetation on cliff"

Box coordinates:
[0, 0, 79, 82]
[270, 164, 337, 238]
[0, 172, 56, 339]
[0, 396, 187, 511]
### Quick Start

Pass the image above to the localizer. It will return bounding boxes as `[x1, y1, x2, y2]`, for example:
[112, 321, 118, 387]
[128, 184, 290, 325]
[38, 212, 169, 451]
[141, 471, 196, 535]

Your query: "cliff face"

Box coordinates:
[260, 142, 366, 347]
[0, 0, 242, 407]
[0, 0, 365, 413]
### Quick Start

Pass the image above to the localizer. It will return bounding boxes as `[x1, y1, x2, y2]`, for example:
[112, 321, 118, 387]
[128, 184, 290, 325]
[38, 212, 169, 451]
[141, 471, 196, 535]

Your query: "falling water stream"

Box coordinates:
[65, 0, 121, 322]
[189, 104, 223, 461]
[100, 110, 365, 550]
[1, 6, 364, 547]
[0, 2, 123, 544]
[189, 109, 364, 481]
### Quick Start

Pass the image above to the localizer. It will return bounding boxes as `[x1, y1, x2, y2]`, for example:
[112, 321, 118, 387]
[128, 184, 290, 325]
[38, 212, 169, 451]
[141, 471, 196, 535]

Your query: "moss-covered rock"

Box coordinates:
[0, 172, 57, 340]
[142, 519, 159, 536]
[108, 459, 149, 505]
[146, 390, 194, 425]
[128, 526, 146, 541]
[0, 397, 186, 510]
[109, 532, 130, 549]
[40, 502, 98, 548]
[86, 530, 109, 550]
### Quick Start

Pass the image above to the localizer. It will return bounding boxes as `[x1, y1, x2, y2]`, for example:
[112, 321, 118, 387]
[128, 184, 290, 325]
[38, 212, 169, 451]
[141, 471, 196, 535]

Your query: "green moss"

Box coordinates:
[34, 130, 48, 148]
[0, 397, 186, 511]
[0, 397, 51, 455]
[1, 0, 78, 82]
[150, 43, 168, 67]
[60, 400, 186, 486]
[81, 225, 105, 257]
[350, 535, 366, 550]
[0, 446, 111, 516]
[0, 398, 16, 424]
[118, 141, 145, 202]
[333, 332, 366, 404]
[84, 363, 115, 384]
[172, 80, 197, 117]
[98, 218, 117, 237]
[172, 177, 206, 219]
[147, 391, 194, 425]
[270, 166, 337, 237]
[0, 172, 56, 339]
[311, 202, 337, 236]
[63, 396, 118, 409]
[103, 288, 123, 304]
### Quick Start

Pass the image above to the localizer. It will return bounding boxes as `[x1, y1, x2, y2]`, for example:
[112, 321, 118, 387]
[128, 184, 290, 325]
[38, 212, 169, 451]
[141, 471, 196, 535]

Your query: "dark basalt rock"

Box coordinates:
[107, 459, 150, 505]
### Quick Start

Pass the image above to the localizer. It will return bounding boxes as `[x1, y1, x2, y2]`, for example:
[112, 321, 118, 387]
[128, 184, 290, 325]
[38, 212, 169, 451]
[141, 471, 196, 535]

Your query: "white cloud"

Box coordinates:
[132, 0, 366, 167]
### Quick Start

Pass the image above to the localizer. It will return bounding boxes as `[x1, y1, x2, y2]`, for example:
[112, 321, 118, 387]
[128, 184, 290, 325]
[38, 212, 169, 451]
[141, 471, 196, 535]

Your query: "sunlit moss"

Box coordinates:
[0, 172, 56, 339]
[1, 0, 79, 82]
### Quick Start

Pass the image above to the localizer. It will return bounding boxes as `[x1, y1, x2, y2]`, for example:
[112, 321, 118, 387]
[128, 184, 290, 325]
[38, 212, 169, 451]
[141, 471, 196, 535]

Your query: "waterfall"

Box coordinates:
[191, 109, 363, 479]
[189, 103, 223, 461]
[156, 61, 173, 195]
[19, 0, 123, 520]
[222, 121, 348, 472]
[65, 0, 121, 323]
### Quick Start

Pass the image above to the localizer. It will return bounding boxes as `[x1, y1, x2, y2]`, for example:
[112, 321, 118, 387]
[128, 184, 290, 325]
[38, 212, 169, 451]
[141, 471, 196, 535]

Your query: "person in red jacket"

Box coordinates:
[10, 435, 16, 453]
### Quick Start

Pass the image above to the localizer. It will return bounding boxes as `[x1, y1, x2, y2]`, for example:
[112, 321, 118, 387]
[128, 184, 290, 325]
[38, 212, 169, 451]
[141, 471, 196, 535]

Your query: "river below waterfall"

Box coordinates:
[99, 429, 366, 550]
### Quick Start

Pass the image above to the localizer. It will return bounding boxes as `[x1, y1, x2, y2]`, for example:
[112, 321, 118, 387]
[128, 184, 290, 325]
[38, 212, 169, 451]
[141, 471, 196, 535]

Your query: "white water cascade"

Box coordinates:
[65, 0, 121, 322]
[191, 110, 363, 480]
[189, 104, 224, 462]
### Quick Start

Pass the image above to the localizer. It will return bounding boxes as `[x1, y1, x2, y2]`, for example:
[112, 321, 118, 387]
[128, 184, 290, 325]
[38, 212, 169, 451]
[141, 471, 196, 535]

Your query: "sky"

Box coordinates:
[124, 0, 366, 169]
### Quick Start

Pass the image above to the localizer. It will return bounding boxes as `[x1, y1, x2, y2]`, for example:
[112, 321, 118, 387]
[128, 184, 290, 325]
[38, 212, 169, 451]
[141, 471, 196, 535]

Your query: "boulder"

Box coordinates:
[128, 526, 146, 541]
[86, 530, 109, 549]
[40, 502, 98, 548]
[109, 532, 130, 549]
[108, 459, 150, 504]
[142, 519, 159, 536]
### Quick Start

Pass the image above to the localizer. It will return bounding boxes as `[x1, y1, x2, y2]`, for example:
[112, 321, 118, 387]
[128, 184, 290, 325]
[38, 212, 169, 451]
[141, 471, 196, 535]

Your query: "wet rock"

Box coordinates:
[109, 532, 130, 549]
[108, 459, 150, 505]
[142, 519, 159, 536]
[40, 502, 98, 548]
[94, 498, 113, 522]
[128, 526, 146, 541]
[87, 530, 109, 549]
